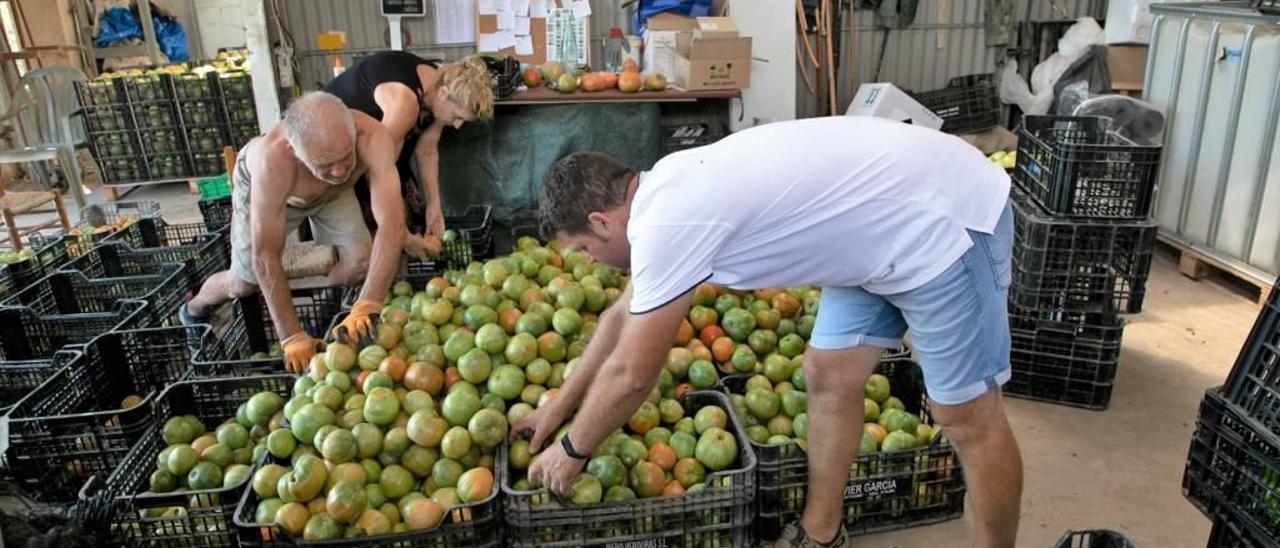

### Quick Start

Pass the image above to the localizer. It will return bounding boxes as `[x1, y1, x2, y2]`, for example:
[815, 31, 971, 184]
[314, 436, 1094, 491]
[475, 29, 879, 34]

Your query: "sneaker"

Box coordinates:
[178, 302, 209, 350]
[773, 523, 850, 548]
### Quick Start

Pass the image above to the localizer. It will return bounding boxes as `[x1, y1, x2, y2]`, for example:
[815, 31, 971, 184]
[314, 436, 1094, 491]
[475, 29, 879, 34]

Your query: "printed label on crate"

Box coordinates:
[843, 477, 905, 500]
[605, 538, 681, 548]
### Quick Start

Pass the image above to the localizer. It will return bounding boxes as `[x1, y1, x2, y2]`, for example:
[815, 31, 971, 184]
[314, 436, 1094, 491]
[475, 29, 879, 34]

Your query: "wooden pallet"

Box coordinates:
[1161, 236, 1275, 305]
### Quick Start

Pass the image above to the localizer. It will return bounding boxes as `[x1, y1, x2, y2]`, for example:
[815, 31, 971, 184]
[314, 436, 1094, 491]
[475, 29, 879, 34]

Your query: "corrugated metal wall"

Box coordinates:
[277, 0, 1104, 111]
[799, 0, 1105, 117]
[278, 0, 633, 91]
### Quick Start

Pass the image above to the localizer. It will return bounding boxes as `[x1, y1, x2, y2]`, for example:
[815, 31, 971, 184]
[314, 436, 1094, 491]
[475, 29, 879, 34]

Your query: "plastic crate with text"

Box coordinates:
[103, 218, 231, 296]
[2, 266, 188, 328]
[1052, 528, 1138, 547]
[405, 205, 495, 280]
[232, 453, 502, 548]
[719, 359, 965, 541]
[193, 287, 347, 376]
[78, 374, 293, 548]
[501, 390, 756, 547]
[1009, 187, 1156, 314]
[58, 233, 228, 299]
[1013, 115, 1161, 219]
[1183, 388, 1280, 545]
[1219, 280, 1280, 436]
[911, 74, 1001, 135]
[3, 325, 217, 501]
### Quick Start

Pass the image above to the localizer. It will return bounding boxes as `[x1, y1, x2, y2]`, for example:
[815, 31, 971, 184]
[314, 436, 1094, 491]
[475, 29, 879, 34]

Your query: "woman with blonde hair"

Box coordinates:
[324, 51, 495, 257]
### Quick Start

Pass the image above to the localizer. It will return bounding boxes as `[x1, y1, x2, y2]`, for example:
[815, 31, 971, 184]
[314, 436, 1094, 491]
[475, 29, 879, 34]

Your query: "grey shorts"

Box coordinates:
[229, 151, 371, 285]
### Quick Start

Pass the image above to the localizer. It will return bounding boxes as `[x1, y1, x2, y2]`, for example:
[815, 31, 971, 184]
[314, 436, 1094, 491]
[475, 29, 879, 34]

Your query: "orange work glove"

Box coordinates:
[281, 331, 323, 373]
[332, 299, 381, 342]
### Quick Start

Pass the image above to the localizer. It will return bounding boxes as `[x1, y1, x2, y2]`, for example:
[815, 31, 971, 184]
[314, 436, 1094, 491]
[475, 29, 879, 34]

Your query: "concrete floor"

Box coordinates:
[101, 182, 1269, 547]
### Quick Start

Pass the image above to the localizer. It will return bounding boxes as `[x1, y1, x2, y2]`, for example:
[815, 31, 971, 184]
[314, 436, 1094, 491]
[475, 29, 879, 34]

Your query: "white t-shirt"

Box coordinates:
[627, 116, 1010, 314]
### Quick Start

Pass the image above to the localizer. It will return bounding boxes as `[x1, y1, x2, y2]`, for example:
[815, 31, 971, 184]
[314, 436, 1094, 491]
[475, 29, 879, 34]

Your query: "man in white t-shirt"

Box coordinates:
[514, 116, 1021, 548]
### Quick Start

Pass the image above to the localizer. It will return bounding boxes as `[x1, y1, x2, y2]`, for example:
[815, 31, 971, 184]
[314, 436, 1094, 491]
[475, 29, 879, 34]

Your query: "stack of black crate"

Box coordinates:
[1006, 115, 1162, 410]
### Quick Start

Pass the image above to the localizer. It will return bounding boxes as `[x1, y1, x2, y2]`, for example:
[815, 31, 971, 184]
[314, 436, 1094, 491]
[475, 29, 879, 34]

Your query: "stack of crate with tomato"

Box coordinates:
[685, 284, 966, 541]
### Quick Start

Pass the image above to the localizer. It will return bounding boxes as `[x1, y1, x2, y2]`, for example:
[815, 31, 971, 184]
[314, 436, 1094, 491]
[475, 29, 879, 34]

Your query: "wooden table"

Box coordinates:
[499, 87, 741, 105]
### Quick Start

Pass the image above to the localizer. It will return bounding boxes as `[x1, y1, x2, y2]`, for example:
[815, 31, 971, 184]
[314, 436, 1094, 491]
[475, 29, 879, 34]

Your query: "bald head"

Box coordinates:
[282, 91, 357, 185]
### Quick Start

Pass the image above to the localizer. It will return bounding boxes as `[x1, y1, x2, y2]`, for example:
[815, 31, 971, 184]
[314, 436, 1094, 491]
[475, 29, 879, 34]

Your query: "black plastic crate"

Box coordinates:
[193, 286, 347, 376]
[1208, 506, 1277, 547]
[484, 55, 521, 99]
[95, 155, 150, 184]
[80, 374, 293, 548]
[185, 125, 230, 154]
[233, 452, 501, 547]
[180, 99, 227, 127]
[192, 150, 228, 177]
[222, 96, 256, 125]
[661, 123, 724, 155]
[132, 100, 180, 129]
[1254, 0, 1279, 15]
[102, 218, 231, 293]
[1221, 282, 1280, 436]
[1, 236, 73, 289]
[0, 349, 78, 415]
[720, 359, 965, 541]
[199, 196, 234, 232]
[1053, 528, 1138, 547]
[1010, 187, 1157, 314]
[215, 72, 253, 99]
[3, 325, 213, 501]
[89, 130, 142, 158]
[2, 266, 188, 327]
[912, 73, 1001, 134]
[33, 201, 164, 259]
[59, 235, 227, 313]
[173, 73, 219, 100]
[149, 152, 192, 180]
[405, 205, 495, 278]
[1014, 115, 1162, 219]
[121, 73, 175, 103]
[139, 127, 184, 155]
[229, 122, 259, 149]
[81, 105, 134, 133]
[75, 78, 128, 107]
[1184, 388, 1280, 543]
[1005, 315, 1125, 410]
[501, 390, 755, 547]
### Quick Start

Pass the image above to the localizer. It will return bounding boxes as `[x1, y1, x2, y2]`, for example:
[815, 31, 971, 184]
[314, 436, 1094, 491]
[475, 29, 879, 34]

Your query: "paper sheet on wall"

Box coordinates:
[530, 0, 548, 18]
[433, 0, 477, 44]
[515, 35, 534, 55]
[515, 16, 530, 35]
[478, 33, 502, 51]
[513, 0, 530, 16]
[496, 10, 516, 30]
[572, 0, 591, 18]
[496, 31, 517, 49]
[495, 0, 513, 13]
[478, 0, 496, 15]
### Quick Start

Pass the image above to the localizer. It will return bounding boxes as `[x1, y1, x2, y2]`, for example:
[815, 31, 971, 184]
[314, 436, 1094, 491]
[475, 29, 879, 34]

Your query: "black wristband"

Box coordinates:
[561, 434, 588, 460]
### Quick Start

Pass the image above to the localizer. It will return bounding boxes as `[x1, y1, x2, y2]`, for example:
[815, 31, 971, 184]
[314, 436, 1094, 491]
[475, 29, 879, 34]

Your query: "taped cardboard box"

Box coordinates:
[672, 17, 751, 91]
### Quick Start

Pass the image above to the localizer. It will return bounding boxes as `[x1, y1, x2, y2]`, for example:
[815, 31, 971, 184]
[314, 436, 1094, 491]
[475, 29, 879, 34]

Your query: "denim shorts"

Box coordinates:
[808, 200, 1013, 405]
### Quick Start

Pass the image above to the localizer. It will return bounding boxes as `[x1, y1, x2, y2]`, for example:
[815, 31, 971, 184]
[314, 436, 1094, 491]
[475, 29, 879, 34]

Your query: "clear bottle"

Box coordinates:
[604, 27, 624, 72]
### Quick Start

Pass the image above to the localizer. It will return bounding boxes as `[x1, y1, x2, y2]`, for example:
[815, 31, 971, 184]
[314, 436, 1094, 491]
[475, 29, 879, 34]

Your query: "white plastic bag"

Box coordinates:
[998, 18, 1106, 115]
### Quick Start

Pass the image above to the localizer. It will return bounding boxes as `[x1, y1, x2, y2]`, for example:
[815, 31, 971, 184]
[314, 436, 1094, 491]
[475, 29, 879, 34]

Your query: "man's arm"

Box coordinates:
[415, 124, 445, 236]
[355, 122, 407, 303]
[248, 153, 301, 340]
[567, 288, 693, 454]
[372, 82, 419, 151]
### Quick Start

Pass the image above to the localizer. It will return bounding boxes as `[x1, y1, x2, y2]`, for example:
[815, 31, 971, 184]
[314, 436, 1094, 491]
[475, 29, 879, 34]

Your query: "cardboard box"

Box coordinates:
[643, 14, 696, 81]
[1107, 44, 1148, 92]
[694, 17, 739, 39]
[674, 36, 752, 91]
[845, 83, 944, 130]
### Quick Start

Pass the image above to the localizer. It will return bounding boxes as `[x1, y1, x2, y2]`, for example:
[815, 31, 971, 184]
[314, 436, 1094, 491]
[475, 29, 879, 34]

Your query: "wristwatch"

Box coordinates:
[561, 433, 589, 460]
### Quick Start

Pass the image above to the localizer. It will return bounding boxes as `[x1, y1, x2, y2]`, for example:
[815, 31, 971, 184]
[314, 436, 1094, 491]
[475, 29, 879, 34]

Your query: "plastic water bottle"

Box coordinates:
[604, 28, 624, 72]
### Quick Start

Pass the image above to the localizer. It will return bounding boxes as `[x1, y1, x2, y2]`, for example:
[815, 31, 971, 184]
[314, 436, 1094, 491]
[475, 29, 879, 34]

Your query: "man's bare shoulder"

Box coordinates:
[245, 131, 297, 198]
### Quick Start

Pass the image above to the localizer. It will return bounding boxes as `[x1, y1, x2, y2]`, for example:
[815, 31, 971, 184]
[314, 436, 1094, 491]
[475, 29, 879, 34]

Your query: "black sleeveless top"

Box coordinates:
[322, 51, 442, 234]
